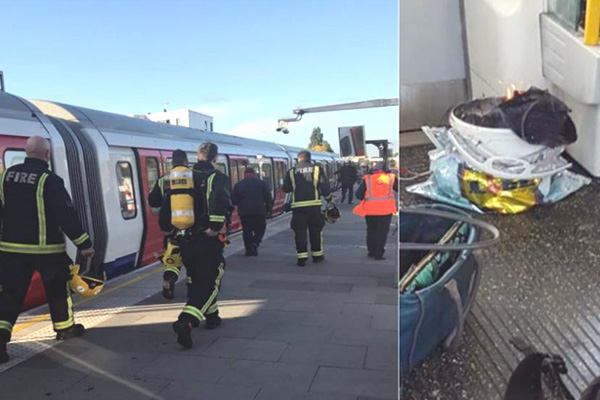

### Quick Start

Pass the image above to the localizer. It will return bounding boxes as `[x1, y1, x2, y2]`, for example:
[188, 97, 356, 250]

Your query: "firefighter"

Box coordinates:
[353, 162, 398, 260]
[283, 150, 332, 266]
[0, 136, 94, 363]
[159, 142, 231, 349]
[148, 150, 192, 300]
[232, 167, 273, 256]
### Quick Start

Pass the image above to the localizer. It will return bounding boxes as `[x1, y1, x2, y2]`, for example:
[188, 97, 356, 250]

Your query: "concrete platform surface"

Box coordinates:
[0, 199, 398, 400]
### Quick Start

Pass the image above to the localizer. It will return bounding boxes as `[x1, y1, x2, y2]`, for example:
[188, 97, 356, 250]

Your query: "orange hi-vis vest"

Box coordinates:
[353, 172, 397, 217]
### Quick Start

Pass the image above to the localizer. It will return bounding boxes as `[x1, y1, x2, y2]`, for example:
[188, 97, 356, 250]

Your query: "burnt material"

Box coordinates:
[452, 87, 578, 148]
[453, 97, 506, 128]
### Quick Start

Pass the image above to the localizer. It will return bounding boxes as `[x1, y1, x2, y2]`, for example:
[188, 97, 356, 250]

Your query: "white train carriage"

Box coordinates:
[0, 91, 340, 309]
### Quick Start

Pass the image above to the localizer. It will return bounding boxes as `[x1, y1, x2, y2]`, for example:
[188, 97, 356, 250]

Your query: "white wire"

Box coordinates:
[398, 170, 432, 181]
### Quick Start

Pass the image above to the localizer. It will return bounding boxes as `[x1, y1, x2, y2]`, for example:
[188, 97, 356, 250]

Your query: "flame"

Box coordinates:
[505, 84, 518, 100]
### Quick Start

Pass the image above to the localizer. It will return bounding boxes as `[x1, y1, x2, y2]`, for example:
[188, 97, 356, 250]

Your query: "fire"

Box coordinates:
[505, 84, 518, 100]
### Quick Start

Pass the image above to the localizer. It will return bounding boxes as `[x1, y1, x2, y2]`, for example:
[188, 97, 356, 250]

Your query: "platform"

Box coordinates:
[0, 200, 397, 400]
[400, 144, 600, 399]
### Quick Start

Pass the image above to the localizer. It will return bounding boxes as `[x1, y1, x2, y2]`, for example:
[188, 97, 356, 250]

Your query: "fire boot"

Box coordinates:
[56, 324, 85, 341]
[172, 320, 193, 349]
[0, 339, 8, 364]
[205, 312, 222, 330]
[162, 277, 177, 300]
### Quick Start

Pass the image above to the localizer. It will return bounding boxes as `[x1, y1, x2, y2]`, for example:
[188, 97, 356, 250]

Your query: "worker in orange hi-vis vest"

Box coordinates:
[353, 162, 398, 261]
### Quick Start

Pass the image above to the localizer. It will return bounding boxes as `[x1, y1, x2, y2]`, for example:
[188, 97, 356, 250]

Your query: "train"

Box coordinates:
[0, 91, 341, 310]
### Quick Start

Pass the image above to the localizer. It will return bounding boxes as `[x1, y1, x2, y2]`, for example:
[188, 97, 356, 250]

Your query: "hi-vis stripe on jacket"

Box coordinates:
[0, 158, 92, 254]
[282, 162, 332, 209]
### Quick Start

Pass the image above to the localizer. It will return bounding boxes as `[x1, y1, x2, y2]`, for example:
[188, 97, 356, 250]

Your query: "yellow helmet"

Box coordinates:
[158, 241, 183, 268]
[323, 203, 341, 223]
[69, 264, 106, 297]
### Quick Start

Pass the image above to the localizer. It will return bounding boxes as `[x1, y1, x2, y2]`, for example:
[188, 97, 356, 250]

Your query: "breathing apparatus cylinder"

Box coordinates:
[170, 166, 195, 230]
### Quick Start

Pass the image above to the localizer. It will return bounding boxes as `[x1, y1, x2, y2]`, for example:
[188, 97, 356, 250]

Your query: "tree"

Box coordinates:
[308, 127, 334, 152]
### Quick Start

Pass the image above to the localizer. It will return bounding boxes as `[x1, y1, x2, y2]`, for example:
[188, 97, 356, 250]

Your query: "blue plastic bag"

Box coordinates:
[399, 207, 481, 379]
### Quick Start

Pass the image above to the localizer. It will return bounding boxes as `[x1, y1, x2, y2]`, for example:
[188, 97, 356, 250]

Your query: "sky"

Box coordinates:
[0, 0, 398, 156]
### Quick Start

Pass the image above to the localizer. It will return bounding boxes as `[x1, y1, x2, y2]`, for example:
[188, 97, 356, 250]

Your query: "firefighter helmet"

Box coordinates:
[158, 240, 183, 268]
[323, 202, 341, 223]
[69, 264, 106, 297]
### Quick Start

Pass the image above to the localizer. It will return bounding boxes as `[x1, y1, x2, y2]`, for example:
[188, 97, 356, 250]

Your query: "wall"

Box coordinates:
[400, 0, 468, 131]
[464, 0, 546, 98]
[188, 111, 214, 131]
[146, 109, 213, 131]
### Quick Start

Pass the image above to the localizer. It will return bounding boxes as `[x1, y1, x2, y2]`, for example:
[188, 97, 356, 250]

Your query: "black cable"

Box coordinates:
[399, 206, 501, 251]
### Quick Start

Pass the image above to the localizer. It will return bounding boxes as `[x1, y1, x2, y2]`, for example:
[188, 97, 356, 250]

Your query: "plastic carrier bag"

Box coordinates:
[399, 205, 483, 380]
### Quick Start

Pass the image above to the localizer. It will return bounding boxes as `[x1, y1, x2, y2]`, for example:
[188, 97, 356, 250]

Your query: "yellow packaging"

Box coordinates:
[459, 167, 540, 214]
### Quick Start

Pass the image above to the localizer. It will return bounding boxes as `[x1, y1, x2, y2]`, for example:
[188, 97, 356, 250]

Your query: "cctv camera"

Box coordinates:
[276, 127, 282, 132]
[282, 128, 289, 134]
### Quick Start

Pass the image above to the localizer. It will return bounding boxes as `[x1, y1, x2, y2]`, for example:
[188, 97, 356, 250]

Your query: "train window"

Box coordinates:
[248, 163, 259, 177]
[261, 164, 273, 188]
[165, 158, 173, 174]
[215, 163, 226, 174]
[237, 162, 246, 181]
[116, 162, 137, 220]
[231, 161, 239, 183]
[273, 163, 281, 189]
[145, 157, 159, 194]
[275, 162, 286, 188]
[4, 150, 26, 170]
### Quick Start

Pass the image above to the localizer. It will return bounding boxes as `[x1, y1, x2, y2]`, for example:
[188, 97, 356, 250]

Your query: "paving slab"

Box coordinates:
[256, 324, 334, 343]
[256, 386, 359, 400]
[158, 381, 260, 400]
[137, 353, 234, 382]
[311, 366, 398, 399]
[365, 344, 397, 372]
[202, 337, 288, 361]
[330, 326, 397, 347]
[57, 373, 171, 400]
[279, 342, 367, 369]
[218, 359, 319, 390]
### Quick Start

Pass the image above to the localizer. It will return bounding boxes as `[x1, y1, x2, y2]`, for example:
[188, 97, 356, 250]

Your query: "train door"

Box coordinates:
[227, 155, 249, 232]
[247, 155, 274, 194]
[215, 155, 228, 175]
[247, 156, 259, 172]
[160, 150, 173, 175]
[272, 159, 288, 215]
[135, 148, 163, 267]
[259, 158, 274, 197]
[106, 147, 144, 278]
